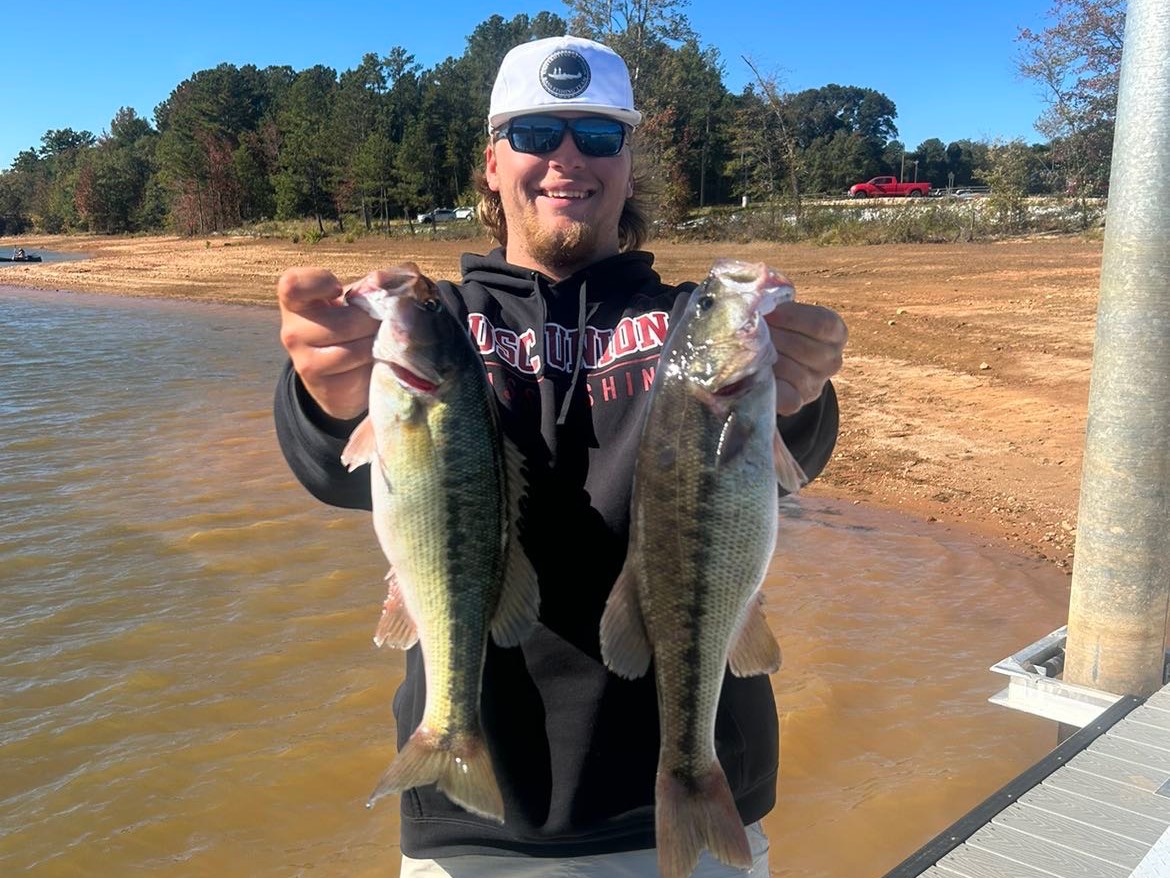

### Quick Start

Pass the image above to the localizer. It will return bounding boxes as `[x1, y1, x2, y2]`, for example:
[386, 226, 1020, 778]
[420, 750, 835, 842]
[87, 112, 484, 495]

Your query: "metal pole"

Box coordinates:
[1065, 0, 1170, 698]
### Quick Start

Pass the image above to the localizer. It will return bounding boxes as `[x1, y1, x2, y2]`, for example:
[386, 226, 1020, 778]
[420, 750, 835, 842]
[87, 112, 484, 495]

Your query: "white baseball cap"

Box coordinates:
[488, 36, 642, 131]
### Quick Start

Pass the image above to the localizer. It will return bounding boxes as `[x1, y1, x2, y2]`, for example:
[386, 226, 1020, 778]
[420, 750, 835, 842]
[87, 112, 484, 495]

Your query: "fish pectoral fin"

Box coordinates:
[599, 562, 652, 679]
[373, 568, 418, 649]
[491, 542, 540, 647]
[491, 436, 540, 648]
[728, 590, 781, 677]
[341, 416, 377, 472]
[773, 427, 808, 495]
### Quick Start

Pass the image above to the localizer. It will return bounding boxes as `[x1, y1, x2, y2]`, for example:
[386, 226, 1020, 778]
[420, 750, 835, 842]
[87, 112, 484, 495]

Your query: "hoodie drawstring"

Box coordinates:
[557, 279, 592, 426]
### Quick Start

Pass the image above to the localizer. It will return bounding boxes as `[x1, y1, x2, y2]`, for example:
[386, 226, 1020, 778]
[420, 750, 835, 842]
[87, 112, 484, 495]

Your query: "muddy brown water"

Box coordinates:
[0, 287, 1069, 877]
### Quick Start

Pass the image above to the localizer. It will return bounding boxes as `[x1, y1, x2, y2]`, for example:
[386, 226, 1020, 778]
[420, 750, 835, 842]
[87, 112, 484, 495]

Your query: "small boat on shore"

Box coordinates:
[0, 254, 42, 263]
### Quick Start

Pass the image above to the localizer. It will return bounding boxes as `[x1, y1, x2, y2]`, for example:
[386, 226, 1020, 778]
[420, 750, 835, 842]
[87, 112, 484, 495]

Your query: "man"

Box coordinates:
[275, 36, 846, 877]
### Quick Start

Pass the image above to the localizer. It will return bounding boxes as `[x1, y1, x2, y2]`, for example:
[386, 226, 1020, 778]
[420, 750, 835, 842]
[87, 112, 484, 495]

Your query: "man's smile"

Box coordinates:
[540, 188, 593, 199]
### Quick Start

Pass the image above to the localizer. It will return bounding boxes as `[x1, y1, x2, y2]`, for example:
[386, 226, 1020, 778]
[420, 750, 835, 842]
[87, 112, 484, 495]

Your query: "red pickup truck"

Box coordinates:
[848, 176, 931, 198]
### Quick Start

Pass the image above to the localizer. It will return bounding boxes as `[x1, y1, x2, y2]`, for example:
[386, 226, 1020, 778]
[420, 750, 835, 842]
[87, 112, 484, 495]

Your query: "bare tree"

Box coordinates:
[564, 0, 694, 86]
[1018, 0, 1125, 195]
[741, 56, 802, 214]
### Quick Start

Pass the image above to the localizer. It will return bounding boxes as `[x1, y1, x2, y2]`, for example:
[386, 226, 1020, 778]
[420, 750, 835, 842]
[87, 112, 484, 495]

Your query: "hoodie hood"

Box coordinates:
[459, 246, 661, 302]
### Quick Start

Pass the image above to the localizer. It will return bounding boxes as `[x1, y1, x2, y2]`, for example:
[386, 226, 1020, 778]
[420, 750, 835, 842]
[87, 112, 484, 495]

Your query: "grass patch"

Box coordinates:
[229, 215, 487, 244]
[663, 196, 1106, 246]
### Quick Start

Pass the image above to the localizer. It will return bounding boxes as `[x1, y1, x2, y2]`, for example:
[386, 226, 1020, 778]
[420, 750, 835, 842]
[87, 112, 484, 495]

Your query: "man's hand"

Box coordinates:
[766, 301, 847, 416]
[277, 267, 380, 421]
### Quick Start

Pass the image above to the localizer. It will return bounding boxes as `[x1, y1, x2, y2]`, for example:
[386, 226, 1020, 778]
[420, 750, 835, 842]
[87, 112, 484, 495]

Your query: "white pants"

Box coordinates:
[399, 822, 769, 877]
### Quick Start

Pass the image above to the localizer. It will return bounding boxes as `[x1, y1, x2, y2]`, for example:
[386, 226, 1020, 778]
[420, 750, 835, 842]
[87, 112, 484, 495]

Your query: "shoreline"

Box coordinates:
[1, 232, 1101, 572]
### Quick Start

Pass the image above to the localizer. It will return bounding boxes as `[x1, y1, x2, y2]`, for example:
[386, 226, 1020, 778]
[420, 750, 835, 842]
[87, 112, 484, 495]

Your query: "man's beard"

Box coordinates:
[520, 213, 597, 274]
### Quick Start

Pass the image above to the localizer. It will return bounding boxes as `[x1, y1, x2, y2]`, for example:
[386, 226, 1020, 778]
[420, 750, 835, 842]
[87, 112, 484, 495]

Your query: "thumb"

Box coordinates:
[277, 267, 344, 313]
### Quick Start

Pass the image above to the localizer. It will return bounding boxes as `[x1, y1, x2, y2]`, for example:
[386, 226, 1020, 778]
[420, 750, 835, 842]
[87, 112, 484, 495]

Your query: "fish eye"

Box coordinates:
[697, 294, 715, 312]
[423, 297, 442, 312]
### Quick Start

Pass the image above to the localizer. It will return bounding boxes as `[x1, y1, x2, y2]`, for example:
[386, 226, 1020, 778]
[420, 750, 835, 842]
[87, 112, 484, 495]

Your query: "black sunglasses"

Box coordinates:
[494, 114, 628, 157]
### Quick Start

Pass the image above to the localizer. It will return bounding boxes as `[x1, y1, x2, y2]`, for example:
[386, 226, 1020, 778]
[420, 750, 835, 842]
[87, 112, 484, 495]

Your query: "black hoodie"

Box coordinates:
[274, 248, 839, 858]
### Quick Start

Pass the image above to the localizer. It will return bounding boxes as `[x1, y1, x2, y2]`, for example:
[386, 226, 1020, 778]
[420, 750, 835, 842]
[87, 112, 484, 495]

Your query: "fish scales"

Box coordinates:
[343, 264, 538, 823]
[373, 365, 505, 733]
[636, 367, 779, 774]
[601, 258, 801, 878]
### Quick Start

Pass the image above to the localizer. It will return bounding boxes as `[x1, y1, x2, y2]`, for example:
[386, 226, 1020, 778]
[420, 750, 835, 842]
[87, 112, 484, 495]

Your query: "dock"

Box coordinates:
[884, 683, 1170, 877]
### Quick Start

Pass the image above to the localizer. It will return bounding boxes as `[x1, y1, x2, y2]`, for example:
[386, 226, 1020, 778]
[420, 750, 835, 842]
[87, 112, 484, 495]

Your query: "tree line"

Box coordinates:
[0, 1, 1121, 237]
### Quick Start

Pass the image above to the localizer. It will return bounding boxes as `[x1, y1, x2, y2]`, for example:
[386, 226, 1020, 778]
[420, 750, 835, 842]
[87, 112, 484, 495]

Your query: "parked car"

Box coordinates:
[454, 206, 475, 220]
[417, 208, 458, 224]
[848, 176, 931, 198]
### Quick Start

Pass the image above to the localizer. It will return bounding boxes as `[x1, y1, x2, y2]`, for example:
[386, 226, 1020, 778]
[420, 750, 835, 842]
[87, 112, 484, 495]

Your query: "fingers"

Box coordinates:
[767, 302, 848, 416]
[772, 349, 829, 415]
[277, 267, 344, 314]
[277, 267, 380, 421]
[765, 301, 848, 347]
[289, 336, 377, 421]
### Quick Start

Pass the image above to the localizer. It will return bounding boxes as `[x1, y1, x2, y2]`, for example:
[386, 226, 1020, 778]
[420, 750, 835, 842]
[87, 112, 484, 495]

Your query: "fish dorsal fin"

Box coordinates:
[773, 427, 808, 495]
[599, 560, 652, 679]
[341, 416, 377, 472]
[490, 436, 540, 647]
[373, 567, 418, 649]
[728, 590, 781, 677]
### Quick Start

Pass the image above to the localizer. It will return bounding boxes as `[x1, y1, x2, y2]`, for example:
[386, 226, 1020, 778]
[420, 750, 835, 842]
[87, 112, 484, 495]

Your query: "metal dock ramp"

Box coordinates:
[885, 683, 1170, 878]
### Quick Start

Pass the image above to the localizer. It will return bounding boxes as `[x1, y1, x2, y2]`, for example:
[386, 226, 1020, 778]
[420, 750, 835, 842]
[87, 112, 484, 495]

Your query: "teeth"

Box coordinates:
[544, 190, 588, 199]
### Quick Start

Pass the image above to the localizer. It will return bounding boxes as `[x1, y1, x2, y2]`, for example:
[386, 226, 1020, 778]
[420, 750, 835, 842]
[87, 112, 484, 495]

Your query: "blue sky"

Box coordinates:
[0, 1, 1054, 171]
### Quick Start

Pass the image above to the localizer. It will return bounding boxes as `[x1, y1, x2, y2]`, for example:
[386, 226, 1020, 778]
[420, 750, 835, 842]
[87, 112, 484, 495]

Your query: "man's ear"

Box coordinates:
[484, 143, 501, 192]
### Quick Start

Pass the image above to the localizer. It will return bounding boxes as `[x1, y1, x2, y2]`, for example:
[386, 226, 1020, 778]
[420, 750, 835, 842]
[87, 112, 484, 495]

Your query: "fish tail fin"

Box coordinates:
[656, 764, 752, 878]
[773, 428, 807, 495]
[367, 730, 504, 823]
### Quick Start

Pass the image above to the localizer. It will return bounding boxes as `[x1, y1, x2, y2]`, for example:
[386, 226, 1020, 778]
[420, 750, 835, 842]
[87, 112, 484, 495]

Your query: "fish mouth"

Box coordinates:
[383, 359, 441, 395]
[713, 374, 755, 398]
[734, 310, 763, 339]
[708, 329, 778, 397]
[711, 355, 773, 398]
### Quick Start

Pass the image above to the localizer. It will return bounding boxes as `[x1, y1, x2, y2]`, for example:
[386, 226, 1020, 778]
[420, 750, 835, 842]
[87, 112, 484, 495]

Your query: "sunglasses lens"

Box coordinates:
[508, 117, 565, 154]
[505, 116, 625, 157]
[571, 118, 625, 157]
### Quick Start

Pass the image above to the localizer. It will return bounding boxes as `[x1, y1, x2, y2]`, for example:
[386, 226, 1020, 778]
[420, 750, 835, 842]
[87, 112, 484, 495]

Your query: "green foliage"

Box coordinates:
[75, 108, 158, 233]
[979, 140, 1045, 230]
[0, 4, 1102, 238]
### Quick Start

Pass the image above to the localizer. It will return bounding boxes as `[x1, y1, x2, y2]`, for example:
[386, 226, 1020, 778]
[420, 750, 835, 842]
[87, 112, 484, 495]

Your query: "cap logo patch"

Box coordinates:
[539, 49, 591, 99]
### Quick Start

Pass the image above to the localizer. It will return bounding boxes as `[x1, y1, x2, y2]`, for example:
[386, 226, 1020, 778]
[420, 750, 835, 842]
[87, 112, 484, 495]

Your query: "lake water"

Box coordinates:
[0, 249, 87, 266]
[0, 286, 1070, 877]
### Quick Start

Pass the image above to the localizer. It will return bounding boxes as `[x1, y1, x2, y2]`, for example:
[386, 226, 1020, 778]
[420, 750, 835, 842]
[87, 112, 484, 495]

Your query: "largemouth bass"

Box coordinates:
[600, 259, 805, 878]
[341, 264, 538, 822]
